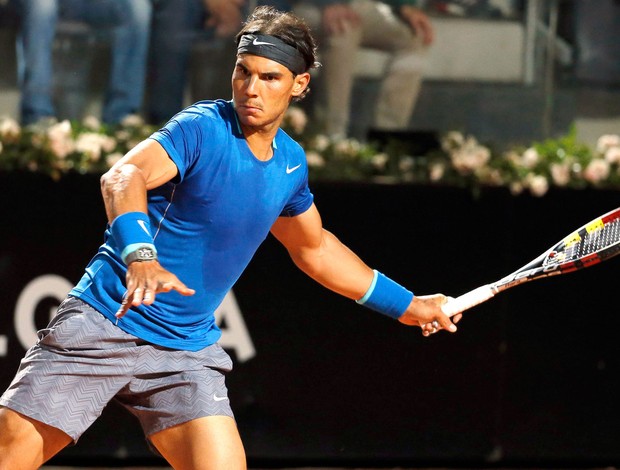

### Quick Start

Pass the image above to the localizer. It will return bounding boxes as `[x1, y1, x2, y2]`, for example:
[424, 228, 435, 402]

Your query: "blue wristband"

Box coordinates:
[356, 270, 414, 319]
[109, 212, 156, 263]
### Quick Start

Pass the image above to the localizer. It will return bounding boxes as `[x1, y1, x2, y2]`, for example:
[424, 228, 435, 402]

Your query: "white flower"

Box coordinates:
[441, 131, 465, 152]
[583, 158, 610, 183]
[596, 134, 620, 154]
[75, 132, 107, 162]
[312, 134, 330, 152]
[521, 147, 539, 169]
[115, 129, 131, 141]
[526, 173, 549, 197]
[429, 162, 445, 182]
[334, 138, 361, 158]
[604, 146, 620, 165]
[285, 107, 308, 134]
[105, 152, 124, 168]
[0, 116, 21, 142]
[510, 181, 524, 195]
[370, 152, 389, 170]
[101, 135, 117, 153]
[450, 142, 490, 174]
[83, 115, 101, 130]
[120, 114, 145, 128]
[550, 162, 571, 186]
[46, 120, 74, 159]
[305, 150, 325, 168]
[74, 133, 116, 162]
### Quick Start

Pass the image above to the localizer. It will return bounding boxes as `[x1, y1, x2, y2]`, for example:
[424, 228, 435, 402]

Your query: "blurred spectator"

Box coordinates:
[146, 0, 291, 124]
[426, 0, 520, 19]
[12, 0, 151, 125]
[294, 0, 433, 140]
[145, 0, 215, 124]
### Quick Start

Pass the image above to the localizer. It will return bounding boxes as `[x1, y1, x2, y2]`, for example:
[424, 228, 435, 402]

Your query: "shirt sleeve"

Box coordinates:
[281, 146, 314, 217]
[149, 107, 210, 182]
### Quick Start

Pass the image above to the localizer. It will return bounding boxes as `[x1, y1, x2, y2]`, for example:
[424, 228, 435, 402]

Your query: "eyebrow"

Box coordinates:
[235, 57, 288, 77]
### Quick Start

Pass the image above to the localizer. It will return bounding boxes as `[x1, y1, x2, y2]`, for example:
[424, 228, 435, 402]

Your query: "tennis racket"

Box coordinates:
[442, 206, 620, 317]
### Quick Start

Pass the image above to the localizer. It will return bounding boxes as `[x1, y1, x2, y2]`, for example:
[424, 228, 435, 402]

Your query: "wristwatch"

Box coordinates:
[124, 246, 158, 264]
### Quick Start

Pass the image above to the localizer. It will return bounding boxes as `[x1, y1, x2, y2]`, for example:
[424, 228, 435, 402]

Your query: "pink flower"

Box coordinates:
[596, 134, 620, 154]
[521, 147, 539, 169]
[285, 107, 308, 134]
[583, 158, 610, 183]
[550, 162, 571, 186]
[0, 117, 21, 143]
[604, 146, 620, 165]
[46, 120, 74, 159]
[526, 174, 549, 197]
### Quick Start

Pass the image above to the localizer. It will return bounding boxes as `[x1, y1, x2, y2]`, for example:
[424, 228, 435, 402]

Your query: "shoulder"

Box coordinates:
[276, 127, 305, 156]
[173, 99, 234, 126]
[153, 100, 236, 144]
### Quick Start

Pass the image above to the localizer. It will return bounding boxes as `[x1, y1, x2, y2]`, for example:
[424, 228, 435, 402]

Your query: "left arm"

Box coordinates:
[270, 203, 459, 334]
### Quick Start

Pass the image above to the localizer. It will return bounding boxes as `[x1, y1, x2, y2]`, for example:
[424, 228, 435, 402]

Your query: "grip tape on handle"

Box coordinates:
[441, 285, 495, 317]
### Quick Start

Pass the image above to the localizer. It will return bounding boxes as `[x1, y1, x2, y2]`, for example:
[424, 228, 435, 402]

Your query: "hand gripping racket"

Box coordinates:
[442, 207, 620, 317]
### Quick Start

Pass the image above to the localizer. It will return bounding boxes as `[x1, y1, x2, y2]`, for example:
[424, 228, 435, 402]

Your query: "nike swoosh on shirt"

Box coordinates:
[213, 394, 229, 402]
[286, 164, 302, 174]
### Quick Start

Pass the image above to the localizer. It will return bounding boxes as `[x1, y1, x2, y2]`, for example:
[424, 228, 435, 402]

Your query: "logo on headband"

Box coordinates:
[252, 38, 274, 47]
[238, 33, 306, 75]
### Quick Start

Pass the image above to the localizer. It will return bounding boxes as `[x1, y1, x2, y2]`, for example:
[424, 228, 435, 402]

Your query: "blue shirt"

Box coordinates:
[71, 100, 314, 350]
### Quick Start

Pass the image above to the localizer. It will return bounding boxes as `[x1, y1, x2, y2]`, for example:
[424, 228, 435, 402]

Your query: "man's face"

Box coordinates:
[232, 54, 309, 131]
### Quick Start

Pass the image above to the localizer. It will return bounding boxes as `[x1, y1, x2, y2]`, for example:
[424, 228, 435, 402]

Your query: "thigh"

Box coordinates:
[0, 406, 72, 468]
[151, 415, 246, 470]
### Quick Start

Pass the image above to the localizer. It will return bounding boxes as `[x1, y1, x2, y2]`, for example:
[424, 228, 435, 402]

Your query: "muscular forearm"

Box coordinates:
[100, 163, 149, 223]
[291, 228, 375, 300]
[100, 140, 177, 223]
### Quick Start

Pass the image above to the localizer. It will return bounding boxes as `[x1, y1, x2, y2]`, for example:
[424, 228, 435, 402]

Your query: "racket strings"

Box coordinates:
[569, 217, 620, 259]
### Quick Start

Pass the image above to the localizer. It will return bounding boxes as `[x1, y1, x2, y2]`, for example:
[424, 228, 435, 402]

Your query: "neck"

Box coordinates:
[243, 126, 277, 161]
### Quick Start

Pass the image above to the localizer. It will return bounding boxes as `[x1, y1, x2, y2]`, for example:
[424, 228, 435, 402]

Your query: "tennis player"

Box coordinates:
[0, 6, 460, 469]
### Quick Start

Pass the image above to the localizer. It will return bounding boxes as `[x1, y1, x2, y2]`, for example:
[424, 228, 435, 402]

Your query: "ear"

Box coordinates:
[291, 72, 311, 97]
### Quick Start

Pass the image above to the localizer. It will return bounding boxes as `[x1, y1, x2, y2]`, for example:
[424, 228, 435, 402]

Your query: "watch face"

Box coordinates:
[137, 247, 156, 259]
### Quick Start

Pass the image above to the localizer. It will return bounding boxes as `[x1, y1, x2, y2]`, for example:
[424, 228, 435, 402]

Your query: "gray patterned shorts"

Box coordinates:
[0, 296, 234, 442]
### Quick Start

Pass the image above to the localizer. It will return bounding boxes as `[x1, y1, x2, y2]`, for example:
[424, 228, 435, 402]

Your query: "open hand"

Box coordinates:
[116, 260, 195, 319]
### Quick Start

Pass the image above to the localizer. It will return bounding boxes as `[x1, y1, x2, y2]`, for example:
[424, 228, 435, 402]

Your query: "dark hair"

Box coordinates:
[236, 5, 319, 100]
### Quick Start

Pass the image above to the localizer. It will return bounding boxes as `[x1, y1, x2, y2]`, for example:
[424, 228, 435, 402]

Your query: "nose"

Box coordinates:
[245, 74, 259, 96]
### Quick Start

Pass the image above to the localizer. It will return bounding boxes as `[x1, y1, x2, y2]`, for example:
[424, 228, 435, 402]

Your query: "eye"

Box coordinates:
[235, 64, 250, 77]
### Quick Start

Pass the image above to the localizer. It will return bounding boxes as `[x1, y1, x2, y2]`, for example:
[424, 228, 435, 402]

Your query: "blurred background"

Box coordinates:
[1, 0, 620, 468]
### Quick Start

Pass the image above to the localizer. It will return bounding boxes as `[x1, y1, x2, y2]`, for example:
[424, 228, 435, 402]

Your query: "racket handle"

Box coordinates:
[442, 284, 495, 317]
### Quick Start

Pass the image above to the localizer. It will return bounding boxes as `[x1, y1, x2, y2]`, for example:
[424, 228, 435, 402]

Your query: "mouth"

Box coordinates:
[238, 102, 262, 112]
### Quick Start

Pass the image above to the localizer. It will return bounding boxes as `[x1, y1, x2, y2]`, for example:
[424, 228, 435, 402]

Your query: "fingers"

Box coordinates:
[116, 267, 195, 320]
[115, 293, 131, 319]
[421, 319, 439, 337]
[436, 314, 457, 333]
[421, 318, 455, 337]
[421, 296, 459, 337]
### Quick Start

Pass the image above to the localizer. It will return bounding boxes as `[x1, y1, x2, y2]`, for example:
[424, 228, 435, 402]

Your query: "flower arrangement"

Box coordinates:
[0, 114, 152, 180]
[2, 106, 620, 197]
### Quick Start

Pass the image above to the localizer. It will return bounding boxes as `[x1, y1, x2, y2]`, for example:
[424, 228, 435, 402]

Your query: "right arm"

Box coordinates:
[101, 139, 178, 221]
[101, 139, 195, 319]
